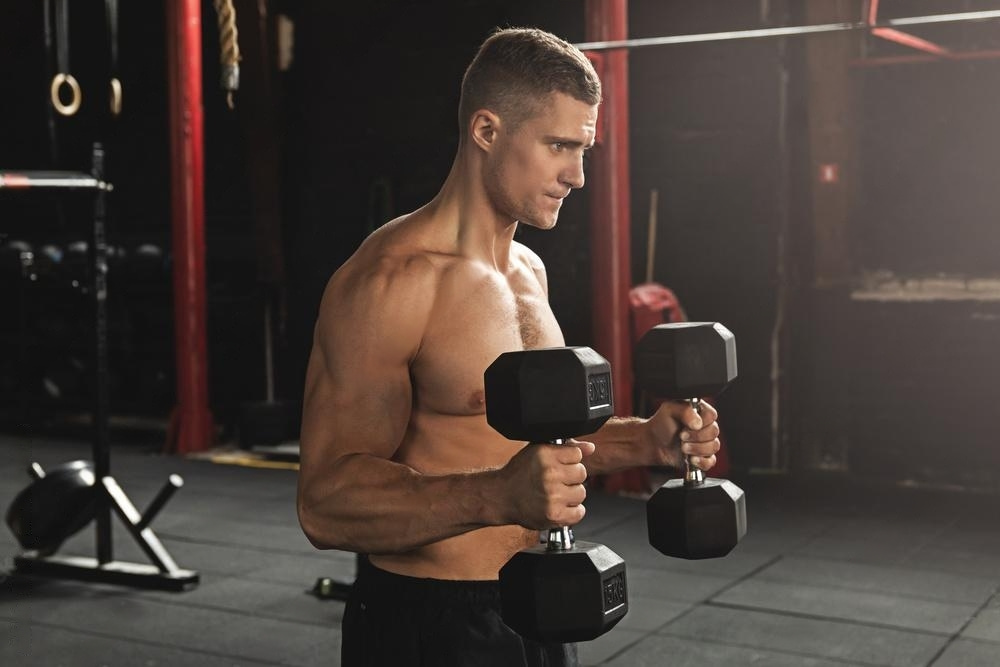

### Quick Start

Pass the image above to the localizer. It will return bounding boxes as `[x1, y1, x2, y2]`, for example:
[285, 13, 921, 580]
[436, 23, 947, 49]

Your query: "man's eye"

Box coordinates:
[553, 142, 565, 151]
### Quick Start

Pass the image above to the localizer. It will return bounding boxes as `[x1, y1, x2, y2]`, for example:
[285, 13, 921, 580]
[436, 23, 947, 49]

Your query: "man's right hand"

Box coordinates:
[499, 440, 595, 530]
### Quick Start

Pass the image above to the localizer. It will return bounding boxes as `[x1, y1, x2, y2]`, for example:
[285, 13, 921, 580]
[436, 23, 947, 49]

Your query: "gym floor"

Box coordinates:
[2, 433, 999, 667]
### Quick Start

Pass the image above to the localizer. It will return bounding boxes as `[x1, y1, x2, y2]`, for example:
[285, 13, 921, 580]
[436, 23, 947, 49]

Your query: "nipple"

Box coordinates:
[469, 389, 486, 409]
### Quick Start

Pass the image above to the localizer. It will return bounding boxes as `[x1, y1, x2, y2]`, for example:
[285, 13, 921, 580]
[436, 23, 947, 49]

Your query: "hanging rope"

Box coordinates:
[212, 0, 241, 110]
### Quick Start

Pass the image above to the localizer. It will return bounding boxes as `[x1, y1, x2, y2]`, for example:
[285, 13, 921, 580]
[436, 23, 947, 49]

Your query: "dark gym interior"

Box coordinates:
[3, 1, 1000, 665]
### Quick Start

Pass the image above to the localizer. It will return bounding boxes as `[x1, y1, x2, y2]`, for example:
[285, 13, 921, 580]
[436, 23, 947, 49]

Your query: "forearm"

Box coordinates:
[298, 453, 508, 555]
[585, 416, 652, 474]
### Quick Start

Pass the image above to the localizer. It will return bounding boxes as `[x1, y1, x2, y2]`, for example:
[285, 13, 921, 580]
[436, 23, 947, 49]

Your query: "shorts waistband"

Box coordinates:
[354, 556, 501, 607]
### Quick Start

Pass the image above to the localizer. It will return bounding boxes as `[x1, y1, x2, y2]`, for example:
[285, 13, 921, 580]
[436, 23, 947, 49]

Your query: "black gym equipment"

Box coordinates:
[126, 243, 165, 283]
[34, 243, 65, 283]
[310, 553, 362, 602]
[6, 461, 97, 555]
[634, 322, 747, 560]
[238, 291, 300, 451]
[0, 240, 35, 415]
[485, 347, 628, 643]
[1, 146, 199, 591]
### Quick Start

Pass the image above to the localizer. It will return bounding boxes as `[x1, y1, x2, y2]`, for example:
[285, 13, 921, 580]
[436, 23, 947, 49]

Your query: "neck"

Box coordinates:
[428, 146, 518, 272]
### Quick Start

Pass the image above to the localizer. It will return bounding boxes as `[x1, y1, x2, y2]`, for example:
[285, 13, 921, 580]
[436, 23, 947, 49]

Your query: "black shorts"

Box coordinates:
[341, 557, 579, 667]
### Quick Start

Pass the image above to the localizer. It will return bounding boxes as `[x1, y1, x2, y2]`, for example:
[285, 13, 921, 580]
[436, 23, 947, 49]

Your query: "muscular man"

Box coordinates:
[297, 27, 722, 667]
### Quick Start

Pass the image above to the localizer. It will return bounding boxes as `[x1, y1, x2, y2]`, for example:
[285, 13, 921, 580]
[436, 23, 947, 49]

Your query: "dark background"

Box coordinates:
[2, 0, 1000, 488]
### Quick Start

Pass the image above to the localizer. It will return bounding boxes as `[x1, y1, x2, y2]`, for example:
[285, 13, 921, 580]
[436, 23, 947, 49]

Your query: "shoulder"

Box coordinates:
[317, 234, 441, 362]
[330, 220, 440, 305]
[512, 240, 548, 291]
[512, 241, 545, 272]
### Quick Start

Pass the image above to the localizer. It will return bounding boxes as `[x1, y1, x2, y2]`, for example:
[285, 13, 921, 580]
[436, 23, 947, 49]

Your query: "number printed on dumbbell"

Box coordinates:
[588, 372, 611, 408]
[602, 571, 627, 612]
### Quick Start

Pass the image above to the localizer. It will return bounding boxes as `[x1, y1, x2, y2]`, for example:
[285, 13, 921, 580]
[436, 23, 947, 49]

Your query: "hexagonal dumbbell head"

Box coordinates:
[500, 541, 628, 642]
[634, 322, 746, 560]
[485, 346, 614, 442]
[646, 478, 746, 559]
[634, 322, 736, 399]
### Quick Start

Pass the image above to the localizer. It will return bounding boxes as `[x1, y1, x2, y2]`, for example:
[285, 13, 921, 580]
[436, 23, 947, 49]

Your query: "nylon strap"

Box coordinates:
[105, 0, 122, 116]
[51, 0, 80, 116]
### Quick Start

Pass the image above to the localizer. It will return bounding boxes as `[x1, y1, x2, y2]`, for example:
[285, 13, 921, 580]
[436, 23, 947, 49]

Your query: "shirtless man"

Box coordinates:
[297, 27, 722, 667]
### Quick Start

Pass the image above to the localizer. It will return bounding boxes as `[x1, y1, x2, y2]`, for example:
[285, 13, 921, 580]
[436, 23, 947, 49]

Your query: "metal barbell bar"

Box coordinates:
[574, 9, 1000, 52]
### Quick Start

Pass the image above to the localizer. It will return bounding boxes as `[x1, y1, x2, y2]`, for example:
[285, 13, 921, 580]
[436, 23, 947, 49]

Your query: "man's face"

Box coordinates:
[485, 92, 598, 230]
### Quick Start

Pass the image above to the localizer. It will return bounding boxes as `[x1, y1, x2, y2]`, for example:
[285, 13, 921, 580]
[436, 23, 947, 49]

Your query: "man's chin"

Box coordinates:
[520, 214, 559, 231]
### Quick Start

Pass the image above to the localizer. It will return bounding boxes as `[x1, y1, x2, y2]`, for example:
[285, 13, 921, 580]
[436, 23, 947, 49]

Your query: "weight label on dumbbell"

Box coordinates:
[602, 571, 626, 612]
[588, 373, 611, 409]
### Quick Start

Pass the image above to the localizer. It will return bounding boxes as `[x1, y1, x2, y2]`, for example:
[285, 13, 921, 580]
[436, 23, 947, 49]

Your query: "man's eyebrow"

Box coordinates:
[543, 136, 591, 148]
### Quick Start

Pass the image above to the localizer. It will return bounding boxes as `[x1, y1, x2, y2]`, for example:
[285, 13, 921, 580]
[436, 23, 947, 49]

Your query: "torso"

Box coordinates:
[360, 215, 565, 580]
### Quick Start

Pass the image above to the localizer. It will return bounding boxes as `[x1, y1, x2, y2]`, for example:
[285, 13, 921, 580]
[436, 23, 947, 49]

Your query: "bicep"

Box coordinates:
[300, 335, 412, 470]
[298, 267, 430, 486]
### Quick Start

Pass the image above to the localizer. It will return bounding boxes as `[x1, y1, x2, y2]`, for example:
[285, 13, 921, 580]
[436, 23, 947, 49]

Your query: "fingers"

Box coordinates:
[506, 443, 592, 530]
[569, 438, 596, 457]
[678, 402, 721, 471]
[681, 432, 721, 459]
[679, 401, 720, 445]
[696, 400, 718, 425]
[679, 420, 720, 445]
[549, 480, 587, 524]
[544, 444, 589, 484]
[681, 400, 718, 430]
[554, 502, 587, 527]
[538, 444, 589, 526]
[556, 440, 592, 463]
[686, 453, 717, 472]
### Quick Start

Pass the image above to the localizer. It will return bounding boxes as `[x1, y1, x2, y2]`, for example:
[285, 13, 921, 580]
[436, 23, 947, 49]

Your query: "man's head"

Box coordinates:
[458, 28, 602, 230]
[458, 27, 602, 141]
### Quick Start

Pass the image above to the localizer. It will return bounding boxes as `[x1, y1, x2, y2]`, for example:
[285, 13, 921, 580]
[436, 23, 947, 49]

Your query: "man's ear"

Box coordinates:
[470, 109, 502, 152]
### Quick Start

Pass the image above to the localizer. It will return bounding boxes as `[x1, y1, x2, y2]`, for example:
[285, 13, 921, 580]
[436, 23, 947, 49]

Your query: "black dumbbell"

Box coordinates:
[64, 240, 90, 293]
[0, 240, 34, 279]
[34, 244, 64, 284]
[485, 346, 628, 643]
[635, 322, 746, 559]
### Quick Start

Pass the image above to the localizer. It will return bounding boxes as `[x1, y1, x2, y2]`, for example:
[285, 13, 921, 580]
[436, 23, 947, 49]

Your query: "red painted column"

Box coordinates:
[585, 0, 633, 416]
[586, 0, 648, 494]
[166, 0, 213, 453]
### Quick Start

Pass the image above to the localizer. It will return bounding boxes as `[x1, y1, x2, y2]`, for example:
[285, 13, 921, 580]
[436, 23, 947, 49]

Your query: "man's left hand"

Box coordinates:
[642, 400, 721, 471]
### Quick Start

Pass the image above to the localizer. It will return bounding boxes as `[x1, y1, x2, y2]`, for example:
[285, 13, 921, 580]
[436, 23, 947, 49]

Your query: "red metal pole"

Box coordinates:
[585, 0, 633, 417]
[586, 0, 648, 494]
[166, 0, 213, 454]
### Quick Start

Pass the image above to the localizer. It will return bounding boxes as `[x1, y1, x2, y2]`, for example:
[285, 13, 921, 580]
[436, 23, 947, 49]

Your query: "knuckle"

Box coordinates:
[546, 506, 562, 525]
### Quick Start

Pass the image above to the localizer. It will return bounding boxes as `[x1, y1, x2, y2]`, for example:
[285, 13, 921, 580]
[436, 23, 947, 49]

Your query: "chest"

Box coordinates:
[412, 272, 563, 416]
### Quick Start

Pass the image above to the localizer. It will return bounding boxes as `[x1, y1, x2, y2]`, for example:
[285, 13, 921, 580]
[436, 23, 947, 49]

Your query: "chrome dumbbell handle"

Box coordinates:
[684, 398, 705, 486]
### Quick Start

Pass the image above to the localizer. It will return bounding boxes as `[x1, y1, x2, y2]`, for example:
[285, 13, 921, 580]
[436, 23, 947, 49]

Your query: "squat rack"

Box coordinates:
[1, 149, 199, 592]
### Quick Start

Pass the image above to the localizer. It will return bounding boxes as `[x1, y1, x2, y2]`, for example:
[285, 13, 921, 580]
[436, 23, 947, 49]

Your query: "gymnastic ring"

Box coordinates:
[109, 78, 123, 117]
[50, 73, 82, 117]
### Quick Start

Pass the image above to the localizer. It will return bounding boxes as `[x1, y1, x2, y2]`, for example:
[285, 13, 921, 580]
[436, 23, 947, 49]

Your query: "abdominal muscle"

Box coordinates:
[368, 408, 539, 581]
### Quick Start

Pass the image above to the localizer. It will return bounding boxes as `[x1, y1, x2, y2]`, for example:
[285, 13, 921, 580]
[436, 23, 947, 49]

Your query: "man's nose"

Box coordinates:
[561, 156, 586, 190]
